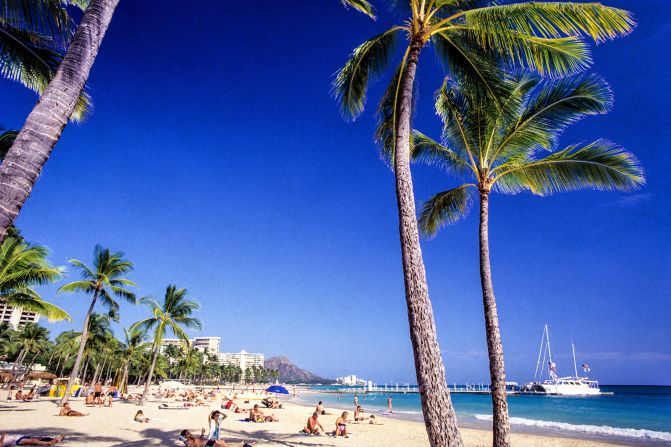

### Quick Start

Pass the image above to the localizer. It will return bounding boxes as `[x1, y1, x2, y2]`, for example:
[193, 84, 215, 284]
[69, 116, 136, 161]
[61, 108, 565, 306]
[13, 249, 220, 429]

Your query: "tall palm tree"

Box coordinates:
[57, 245, 136, 405]
[0, 0, 120, 241]
[415, 73, 644, 445]
[0, 236, 68, 321]
[0, 0, 91, 121]
[132, 285, 201, 406]
[333, 2, 633, 445]
[8, 322, 49, 384]
[118, 326, 149, 393]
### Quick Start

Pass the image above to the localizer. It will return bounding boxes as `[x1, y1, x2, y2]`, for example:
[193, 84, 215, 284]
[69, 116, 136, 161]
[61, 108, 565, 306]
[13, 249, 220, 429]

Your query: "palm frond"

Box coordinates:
[495, 139, 645, 195]
[341, 0, 376, 19]
[462, 3, 635, 44]
[411, 130, 472, 177]
[333, 26, 403, 120]
[57, 280, 93, 294]
[0, 130, 17, 160]
[419, 184, 477, 236]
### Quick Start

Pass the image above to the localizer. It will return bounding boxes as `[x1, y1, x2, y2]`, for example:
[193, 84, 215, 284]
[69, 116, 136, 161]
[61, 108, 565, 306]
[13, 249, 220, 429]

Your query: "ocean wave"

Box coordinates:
[474, 414, 671, 442]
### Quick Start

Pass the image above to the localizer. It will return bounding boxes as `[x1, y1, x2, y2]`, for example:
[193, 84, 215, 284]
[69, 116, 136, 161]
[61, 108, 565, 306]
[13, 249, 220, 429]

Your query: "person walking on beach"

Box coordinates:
[353, 394, 358, 408]
[93, 382, 103, 406]
[387, 396, 392, 414]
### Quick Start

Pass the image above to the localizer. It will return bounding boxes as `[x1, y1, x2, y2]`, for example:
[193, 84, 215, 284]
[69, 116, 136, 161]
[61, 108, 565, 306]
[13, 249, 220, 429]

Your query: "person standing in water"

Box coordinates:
[387, 396, 392, 414]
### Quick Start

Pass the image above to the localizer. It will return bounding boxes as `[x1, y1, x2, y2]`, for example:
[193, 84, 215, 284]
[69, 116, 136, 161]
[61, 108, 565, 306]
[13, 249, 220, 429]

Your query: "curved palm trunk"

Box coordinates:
[139, 343, 159, 406]
[0, 0, 120, 241]
[395, 37, 463, 447]
[478, 191, 510, 447]
[60, 291, 98, 405]
[120, 362, 129, 394]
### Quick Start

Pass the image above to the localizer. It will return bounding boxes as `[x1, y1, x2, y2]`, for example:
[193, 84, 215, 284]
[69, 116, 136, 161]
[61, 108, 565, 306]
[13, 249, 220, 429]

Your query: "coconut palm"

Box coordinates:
[132, 285, 201, 405]
[0, 0, 91, 121]
[414, 73, 644, 443]
[8, 322, 49, 383]
[0, 0, 120, 241]
[118, 326, 149, 393]
[334, 2, 634, 445]
[341, 0, 375, 18]
[57, 245, 136, 405]
[0, 236, 68, 321]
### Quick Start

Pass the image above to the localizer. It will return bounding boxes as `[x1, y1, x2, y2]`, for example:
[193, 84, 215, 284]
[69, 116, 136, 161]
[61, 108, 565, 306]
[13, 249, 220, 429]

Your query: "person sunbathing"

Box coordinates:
[334, 411, 349, 438]
[85, 392, 95, 406]
[354, 405, 368, 421]
[134, 410, 149, 423]
[302, 412, 324, 435]
[178, 429, 253, 447]
[248, 405, 278, 423]
[14, 390, 24, 401]
[58, 403, 85, 417]
[1, 433, 65, 446]
[316, 401, 326, 415]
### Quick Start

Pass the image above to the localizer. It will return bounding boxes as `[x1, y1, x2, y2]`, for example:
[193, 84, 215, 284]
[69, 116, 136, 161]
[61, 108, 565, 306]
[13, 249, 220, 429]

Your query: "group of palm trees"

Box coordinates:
[0, 239, 280, 404]
[0, 0, 646, 446]
[334, 1, 643, 447]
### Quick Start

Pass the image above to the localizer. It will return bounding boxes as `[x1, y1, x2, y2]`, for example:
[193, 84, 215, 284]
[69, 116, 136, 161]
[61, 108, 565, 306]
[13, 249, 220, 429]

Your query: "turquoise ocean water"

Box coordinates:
[296, 385, 671, 446]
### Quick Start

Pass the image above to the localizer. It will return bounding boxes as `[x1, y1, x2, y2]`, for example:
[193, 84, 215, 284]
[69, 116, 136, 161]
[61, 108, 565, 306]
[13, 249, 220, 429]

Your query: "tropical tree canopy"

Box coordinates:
[0, 236, 68, 321]
[414, 73, 645, 235]
[0, 0, 92, 120]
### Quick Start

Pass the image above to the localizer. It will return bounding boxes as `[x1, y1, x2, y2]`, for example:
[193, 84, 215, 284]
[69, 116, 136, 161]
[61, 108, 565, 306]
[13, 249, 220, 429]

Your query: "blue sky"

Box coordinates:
[1, 1, 669, 385]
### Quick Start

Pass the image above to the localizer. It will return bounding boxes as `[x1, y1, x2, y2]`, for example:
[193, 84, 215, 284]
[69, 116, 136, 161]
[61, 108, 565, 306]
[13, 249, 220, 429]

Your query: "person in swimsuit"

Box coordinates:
[93, 382, 103, 406]
[1, 433, 65, 446]
[302, 412, 324, 435]
[58, 403, 85, 417]
[107, 385, 117, 407]
[134, 410, 149, 423]
[315, 401, 326, 415]
[335, 411, 349, 438]
[248, 405, 278, 423]
[178, 430, 253, 447]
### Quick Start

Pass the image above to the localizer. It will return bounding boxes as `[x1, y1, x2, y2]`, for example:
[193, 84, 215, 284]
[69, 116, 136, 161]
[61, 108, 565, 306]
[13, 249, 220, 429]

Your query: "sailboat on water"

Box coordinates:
[521, 324, 602, 396]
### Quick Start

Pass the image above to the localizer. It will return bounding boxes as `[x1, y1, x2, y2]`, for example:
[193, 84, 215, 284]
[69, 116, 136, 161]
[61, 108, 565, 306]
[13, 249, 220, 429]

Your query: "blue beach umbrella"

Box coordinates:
[266, 385, 289, 394]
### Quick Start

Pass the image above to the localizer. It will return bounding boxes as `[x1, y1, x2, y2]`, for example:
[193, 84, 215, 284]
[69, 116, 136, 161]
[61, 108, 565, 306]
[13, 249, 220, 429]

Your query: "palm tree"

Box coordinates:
[57, 245, 136, 405]
[0, 0, 120, 241]
[341, 0, 375, 18]
[333, 2, 634, 445]
[8, 322, 49, 384]
[415, 73, 644, 444]
[0, 0, 91, 121]
[118, 326, 149, 393]
[132, 285, 201, 405]
[0, 237, 68, 321]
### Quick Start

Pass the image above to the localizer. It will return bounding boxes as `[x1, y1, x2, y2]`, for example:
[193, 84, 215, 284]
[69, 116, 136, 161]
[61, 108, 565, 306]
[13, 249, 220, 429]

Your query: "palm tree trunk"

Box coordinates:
[8, 348, 27, 387]
[393, 37, 463, 447]
[139, 343, 159, 406]
[0, 0, 120, 241]
[60, 291, 99, 405]
[478, 191, 510, 447]
[120, 363, 129, 394]
[81, 356, 90, 385]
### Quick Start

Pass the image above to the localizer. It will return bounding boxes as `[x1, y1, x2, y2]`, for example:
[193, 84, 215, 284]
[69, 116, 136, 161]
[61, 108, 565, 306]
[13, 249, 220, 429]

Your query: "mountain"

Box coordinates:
[265, 356, 330, 384]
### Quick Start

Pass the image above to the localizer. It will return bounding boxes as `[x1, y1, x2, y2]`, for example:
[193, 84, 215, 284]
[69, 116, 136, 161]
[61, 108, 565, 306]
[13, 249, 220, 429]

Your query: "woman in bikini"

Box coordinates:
[58, 403, 85, 417]
[335, 411, 349, 438]
[1, 433, 65, 446]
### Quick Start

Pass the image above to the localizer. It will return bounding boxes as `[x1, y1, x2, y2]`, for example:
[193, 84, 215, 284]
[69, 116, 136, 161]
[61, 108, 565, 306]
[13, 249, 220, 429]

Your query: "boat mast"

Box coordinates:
[571, 339, 579, 378]
[546, 324, 556, 379]
[533, 325, 546, 381]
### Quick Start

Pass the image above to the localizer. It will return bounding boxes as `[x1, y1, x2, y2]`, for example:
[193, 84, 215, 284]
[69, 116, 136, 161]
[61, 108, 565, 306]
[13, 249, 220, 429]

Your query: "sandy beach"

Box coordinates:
[0, 391, 637, 447]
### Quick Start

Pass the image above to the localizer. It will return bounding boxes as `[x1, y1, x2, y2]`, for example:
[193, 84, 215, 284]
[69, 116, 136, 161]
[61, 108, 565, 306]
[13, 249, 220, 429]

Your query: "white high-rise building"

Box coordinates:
[192, 336, 220, 355]
[0, 303, 40, 330]
[218, 350, 264, 370]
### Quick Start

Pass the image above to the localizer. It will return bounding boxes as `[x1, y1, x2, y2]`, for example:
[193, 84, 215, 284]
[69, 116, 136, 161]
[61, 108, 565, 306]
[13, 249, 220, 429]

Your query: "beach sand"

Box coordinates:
[0, 392, 637, 447]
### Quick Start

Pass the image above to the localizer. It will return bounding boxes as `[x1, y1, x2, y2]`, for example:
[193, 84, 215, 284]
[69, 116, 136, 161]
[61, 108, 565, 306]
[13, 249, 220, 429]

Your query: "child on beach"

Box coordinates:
[334, 411, 349, 438]
[134, 410, 149, 423]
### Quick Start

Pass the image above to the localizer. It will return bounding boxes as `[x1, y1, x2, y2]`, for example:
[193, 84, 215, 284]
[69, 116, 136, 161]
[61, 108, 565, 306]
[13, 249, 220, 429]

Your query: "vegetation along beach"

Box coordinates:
[0, 0, 668, 446]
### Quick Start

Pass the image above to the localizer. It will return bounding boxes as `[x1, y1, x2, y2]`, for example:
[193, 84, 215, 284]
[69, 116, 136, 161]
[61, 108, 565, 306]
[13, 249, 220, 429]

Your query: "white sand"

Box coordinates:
[0, 394, 636, 446]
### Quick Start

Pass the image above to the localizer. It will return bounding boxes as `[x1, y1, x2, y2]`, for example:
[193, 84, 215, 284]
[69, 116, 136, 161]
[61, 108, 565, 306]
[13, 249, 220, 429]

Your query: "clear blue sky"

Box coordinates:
[1, 1, 669, 385]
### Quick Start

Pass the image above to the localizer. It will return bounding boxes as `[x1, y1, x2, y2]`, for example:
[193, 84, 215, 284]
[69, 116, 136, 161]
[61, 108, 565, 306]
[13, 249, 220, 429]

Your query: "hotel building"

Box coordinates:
[0, 303, 40, 330]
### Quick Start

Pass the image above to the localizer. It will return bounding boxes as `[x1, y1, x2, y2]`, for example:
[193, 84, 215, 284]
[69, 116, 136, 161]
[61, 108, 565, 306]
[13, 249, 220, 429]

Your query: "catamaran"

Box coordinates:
[521, 324, 602, 396]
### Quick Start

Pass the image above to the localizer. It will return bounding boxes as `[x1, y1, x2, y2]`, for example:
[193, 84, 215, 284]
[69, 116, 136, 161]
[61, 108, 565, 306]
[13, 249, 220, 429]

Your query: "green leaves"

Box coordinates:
[495, 139, 645, 195]
[341, 0, 376, 19]
[419, 184, 477, 236]
[333, 26, 403, 120]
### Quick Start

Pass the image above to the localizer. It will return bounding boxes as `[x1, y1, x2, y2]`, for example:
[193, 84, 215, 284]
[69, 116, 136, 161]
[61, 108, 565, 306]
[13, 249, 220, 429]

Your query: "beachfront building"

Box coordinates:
[192, 336, 220, 355]
[336, 375, 367, 386]
[160, 338, 187, 353]
[0, 303, 39, 330]
[218, 350, 264, 371]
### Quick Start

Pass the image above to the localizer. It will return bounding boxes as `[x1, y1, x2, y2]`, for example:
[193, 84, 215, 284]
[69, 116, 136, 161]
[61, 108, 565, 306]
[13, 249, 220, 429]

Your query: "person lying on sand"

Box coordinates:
[58, 403, 86, 417]
[178, 429, 253, 447]
[334, 411, 349, 438]
[1, 433, 65, 446]
[248, 405, 278, 422]
[302, 412, 324, 435]
[134, 410, 149, 423]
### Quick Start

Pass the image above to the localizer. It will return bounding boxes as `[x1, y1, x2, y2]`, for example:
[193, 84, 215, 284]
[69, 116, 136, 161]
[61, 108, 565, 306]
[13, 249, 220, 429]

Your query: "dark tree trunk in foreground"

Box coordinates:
[0, 0, 120, 241]
[61, 291, 98, 405]
[394, 37, 463, 447]
[478, 191, 511, 447]
[139, 343, 159, 406]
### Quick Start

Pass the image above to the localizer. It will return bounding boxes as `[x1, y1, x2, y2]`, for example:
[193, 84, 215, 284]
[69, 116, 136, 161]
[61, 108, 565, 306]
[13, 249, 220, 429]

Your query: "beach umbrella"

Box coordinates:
[265, 385, 289, 394]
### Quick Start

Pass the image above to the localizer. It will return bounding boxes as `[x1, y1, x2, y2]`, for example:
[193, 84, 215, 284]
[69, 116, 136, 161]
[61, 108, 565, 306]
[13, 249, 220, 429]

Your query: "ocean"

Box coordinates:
[296, 385, 671, 446]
